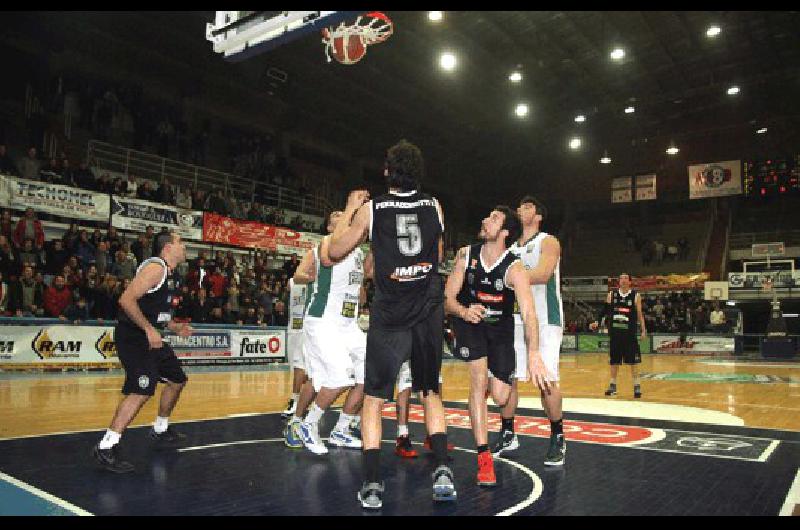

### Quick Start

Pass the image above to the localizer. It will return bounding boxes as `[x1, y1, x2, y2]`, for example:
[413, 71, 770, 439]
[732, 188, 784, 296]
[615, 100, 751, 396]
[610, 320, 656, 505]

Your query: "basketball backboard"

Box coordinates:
[704, 281, 729, 301]
[206, 11, 361, 62]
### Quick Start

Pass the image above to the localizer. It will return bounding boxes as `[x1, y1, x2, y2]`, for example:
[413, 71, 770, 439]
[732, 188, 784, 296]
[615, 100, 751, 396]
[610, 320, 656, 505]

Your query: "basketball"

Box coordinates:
[332, 33, 366, 65]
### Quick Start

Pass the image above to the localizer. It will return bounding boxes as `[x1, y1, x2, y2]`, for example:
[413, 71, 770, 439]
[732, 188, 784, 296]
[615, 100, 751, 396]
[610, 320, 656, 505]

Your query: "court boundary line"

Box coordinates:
[178, 438, 543, 516]
[779, 468, 800, 516]
[0, 471, 93, 516]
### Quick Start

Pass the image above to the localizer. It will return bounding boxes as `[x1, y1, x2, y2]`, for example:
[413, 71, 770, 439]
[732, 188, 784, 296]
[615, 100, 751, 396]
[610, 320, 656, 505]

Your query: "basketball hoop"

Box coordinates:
[321, 11, 393, 65]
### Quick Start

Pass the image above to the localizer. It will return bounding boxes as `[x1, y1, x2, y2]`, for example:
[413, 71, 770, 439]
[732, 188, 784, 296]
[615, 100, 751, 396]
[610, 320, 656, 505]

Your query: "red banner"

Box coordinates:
[202, 212, 323, 255]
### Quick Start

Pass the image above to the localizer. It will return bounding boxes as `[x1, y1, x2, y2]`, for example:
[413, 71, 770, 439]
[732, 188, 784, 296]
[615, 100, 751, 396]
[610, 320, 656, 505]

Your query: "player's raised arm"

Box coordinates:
[329, 190, 370, 261]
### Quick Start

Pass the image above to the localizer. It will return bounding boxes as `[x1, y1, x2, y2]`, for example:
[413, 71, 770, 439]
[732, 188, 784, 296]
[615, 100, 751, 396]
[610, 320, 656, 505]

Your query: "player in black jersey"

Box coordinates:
[328, 139, 455, 510]
[445, 206, 548, 487]
[92, 232, 192, 473]
[592, 273, 647, 398]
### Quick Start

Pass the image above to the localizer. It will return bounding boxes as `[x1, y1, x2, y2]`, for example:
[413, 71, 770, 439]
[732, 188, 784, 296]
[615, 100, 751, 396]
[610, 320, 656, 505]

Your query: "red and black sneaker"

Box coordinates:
[395, 435, 419, 458]
[423, 435, 455, 451]
[476, 451, 496, 487]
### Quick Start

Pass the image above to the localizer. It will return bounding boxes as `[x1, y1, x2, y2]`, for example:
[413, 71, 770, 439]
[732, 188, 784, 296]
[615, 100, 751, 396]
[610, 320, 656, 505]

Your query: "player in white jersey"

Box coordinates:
[286, 211, 373, 455]
[491, 196, 566, 466]
[281, 277, 309, 419]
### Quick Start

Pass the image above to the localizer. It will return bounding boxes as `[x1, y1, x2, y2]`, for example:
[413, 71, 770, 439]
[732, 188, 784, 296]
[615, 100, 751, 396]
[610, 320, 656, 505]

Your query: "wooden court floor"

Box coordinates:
[2, 353, 800, 439]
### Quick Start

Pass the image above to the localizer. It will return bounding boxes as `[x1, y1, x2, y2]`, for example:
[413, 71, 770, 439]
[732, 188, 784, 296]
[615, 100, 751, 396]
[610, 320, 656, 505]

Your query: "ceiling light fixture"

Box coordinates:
[508, 71, 522, 82]
[624, 106, 635, 114]
[515, 103, 529, 117]
[574, 115, 586, 123]
[428, 11, 443, 22]
[727, 86, 740, 95]
[600, 150, 611, 164]
[439, 52, 457, 71]
[756, 127, 768, 134]
[569, 137, 582, 150]
[610, 48, 625, 60]
[706, 25, 721, 37]
[666, 144, 679, 155]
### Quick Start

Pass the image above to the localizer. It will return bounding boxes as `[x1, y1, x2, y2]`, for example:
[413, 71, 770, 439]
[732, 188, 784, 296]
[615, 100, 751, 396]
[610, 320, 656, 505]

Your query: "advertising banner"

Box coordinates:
[577, 334, 652, 354]
[202, 212, 324, 256]
[635, 174, 657, 201]
[0, 325, 117, 365]
[229, 330, 285, 359]
[561, 334, 578, 351]
[652, 335, 735, 354]
[609, 273, 709, 291]
[611, 177, 633, 203]
[111, 196, 203, 240]
[728, 271, 799, 289]
[0, 175, 110, 222]
[688, 160, 742, 199]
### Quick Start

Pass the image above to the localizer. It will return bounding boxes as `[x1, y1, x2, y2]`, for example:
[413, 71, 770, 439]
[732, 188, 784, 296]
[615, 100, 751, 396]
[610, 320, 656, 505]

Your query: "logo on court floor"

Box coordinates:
[676, 437, 752, 451]
[138, 375, 150, 389]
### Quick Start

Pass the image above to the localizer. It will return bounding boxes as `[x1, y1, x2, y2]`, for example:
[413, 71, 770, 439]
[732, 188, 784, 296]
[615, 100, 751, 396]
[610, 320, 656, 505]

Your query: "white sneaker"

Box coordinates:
[329, 428, 363, 449]
[298, 421, 328, 455]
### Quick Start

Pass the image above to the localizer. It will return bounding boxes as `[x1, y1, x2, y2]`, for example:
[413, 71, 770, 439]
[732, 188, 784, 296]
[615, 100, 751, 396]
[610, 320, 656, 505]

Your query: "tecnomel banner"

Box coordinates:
[202, 212, 323, 256]
[0, 174, 110, 222]
[688, 160, 742, 199]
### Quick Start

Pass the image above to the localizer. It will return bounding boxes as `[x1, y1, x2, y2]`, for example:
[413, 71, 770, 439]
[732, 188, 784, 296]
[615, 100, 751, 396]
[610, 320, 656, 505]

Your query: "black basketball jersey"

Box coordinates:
[456, 244, 519, 325]
[117, 257, 178, 335]
[610, 288, 639, 336]
[369, 189, 444, 330]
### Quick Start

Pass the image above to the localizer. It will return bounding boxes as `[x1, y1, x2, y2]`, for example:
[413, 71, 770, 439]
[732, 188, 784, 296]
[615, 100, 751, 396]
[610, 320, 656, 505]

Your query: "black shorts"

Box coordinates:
[364, 301, 443, 401]
[451, 317, 516, 385]
[115, 326, 188, 396]
[609, 332, 641, 365]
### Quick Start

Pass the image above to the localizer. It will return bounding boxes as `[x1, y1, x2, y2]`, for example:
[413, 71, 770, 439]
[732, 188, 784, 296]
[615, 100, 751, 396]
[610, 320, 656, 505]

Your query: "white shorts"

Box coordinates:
[507, 323, 562, 382]
[287, 330, 305, 372]
[396, 360, 444, 393]
[304, 318, 366, 392]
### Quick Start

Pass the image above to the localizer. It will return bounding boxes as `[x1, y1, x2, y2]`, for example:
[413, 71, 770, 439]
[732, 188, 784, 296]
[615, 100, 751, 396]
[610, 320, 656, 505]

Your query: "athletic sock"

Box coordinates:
[429, 433, 449, 467]
[290, 393, 299, 402]
[633, 377, 641, 386]
[154, 416, 169, 434]
[398, 424, 409, 437]
[306, 403, 324, 425]
[364, 449, 381, 484]
[609, 378, 617, 385]
[501, 416, 514, 433]
[477, 444, 489, 454]
[99, 429, 121, 450]
[291, 414, 303, 424]
[334, 412, 354, 432]
[550, 418, 563, 436]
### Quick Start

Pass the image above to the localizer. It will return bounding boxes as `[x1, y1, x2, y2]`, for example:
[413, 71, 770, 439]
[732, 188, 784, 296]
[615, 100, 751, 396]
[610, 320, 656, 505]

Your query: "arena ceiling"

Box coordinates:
[190, 11, 800, 201]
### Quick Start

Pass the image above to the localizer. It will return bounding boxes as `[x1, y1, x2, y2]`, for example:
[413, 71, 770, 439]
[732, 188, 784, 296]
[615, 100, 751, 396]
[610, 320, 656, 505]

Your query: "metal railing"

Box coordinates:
[729, 229, 800, 250]
[86, 140, 331, 216]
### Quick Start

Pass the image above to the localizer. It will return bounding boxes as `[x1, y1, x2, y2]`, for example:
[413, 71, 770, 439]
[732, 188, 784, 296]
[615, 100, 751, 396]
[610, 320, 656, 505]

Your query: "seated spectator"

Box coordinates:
[110, 250, 136, 280]
[174, 285, 194, 320]
[137, 180, 154, 202]
[242, 305, 258, 325]
[247, 203, 261, 222]
[272, 302, 288, 327]
[185, 258, 205, 291]
[106, 226, 123, 256]
[0, 144, 18, 176]
[92, 275, 119, 321]
[19, 238, 43, 270]
[61, 222, 80, 250]
[190, 288, 213, 323]
[16, 146, 41, 181]
[8, 265, 44, 317]
[205, 266, 228, 302]
[60, 158, 77, 188]
[227, 280, 240, 314]
[74, 230, 97, 270]
[156, 178, 175, 204]
[43, 274, 72, 318]
[90, 228, 104, 248]
[95, 241, 111, 278]
[221, 302, 238, 324]
[13, 208, 45, 249]
[124, 174, 138, 197]
[65, 297, 91, 323]
[130, 234, 150, 265]
[256, 306, 270, 326]
[282, 254, 299, 278]
[40, 158, 62, 184]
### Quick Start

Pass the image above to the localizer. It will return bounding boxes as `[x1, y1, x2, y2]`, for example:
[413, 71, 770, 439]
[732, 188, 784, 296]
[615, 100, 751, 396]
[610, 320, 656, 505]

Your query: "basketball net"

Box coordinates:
[321, 12, 393, 64]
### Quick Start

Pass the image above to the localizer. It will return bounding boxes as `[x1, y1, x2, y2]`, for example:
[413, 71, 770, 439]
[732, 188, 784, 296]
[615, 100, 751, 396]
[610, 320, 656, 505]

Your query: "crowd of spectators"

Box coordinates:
[625, 226, 690, 266]
[565, 290, 730, 334]
[0, 208, 300, 327]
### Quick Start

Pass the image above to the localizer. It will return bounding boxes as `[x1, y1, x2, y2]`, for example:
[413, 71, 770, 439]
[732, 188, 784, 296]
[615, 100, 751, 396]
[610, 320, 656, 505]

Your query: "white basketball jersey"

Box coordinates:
[510, 231, 563, 328]
[305, 238, 364, 325]
[287, 278, 308, 333]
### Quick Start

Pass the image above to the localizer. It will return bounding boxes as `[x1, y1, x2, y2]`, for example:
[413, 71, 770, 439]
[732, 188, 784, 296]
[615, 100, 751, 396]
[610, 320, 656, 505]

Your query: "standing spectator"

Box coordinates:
[16, 147, 41, 180]
[205, 266, 228, 304]
[190, 288, 213, 323]
[13, 208, 45, 249]
[282, 254, 299, 279]
[255, 285, 273, 323]
[694, 304, 707, 333]
[65, 297, 91, 323]
[0, 235, 19, 278]
[227, 279, 240, 315]
[0, 144, 18, 175]
[185, 258, 205, 291]
[110, 250, 136, 280]
[0, 210, 14, 243]
[60, 158, 77, 187]
[43, 274, 72, 318]
[653, 240, 665, 265]
[62, 222, 80, 250]
[221, 302, 238, 324]
[677, 237, 689, 261]
[130, 234, 150, 265]
[710, 304, 726, 332]
[273, 298, 288, 327]
[106, 226, 123, 256]
[95, 241, 111, 278]
[91, 275, 119, 321]
[0, 271, 7, 315]
[74, 160, 95, 190]
[74, 230, 97, 271]
[8, 265, 44, 316]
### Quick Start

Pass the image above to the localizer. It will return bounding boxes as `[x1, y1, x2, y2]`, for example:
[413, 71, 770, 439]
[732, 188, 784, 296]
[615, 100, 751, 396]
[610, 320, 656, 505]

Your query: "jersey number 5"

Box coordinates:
[396, 214, 421, 256]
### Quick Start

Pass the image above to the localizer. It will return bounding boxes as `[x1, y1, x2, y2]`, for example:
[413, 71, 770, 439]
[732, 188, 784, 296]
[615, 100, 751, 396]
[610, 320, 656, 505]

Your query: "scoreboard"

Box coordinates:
[744, 155, 800, 196]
